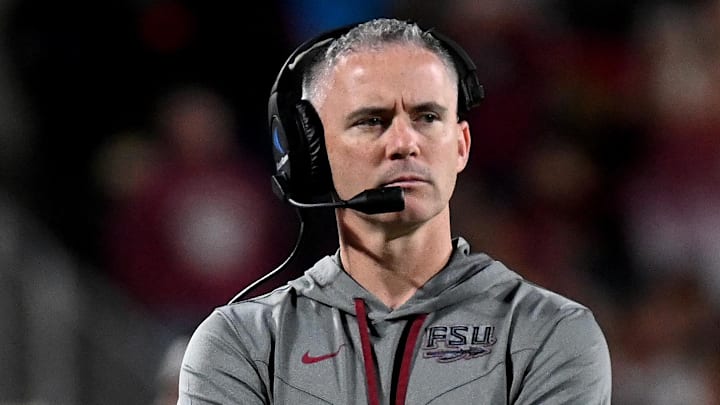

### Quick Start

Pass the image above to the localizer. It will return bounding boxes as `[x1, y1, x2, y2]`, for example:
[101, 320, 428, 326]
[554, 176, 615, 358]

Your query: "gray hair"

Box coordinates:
[301, 18, 459, 106]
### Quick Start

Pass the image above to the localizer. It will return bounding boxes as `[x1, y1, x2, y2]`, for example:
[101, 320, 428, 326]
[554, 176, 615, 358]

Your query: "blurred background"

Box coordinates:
[1, 0, 719, 403]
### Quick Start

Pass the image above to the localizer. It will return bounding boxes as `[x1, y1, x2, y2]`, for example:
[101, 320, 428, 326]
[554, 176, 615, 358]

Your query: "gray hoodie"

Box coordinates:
[178, 237, 611, 404]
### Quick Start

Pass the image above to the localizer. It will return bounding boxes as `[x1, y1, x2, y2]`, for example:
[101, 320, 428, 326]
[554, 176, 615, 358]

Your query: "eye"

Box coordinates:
[355, 116, 385, 127]
[410, 102, 447, 125]
[413, 112, 441, 126]
[419, 113, 439, 123]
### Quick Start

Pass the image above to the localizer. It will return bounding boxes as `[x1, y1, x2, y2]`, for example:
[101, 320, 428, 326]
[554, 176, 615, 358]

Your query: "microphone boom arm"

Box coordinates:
[286, 186, 405, 214]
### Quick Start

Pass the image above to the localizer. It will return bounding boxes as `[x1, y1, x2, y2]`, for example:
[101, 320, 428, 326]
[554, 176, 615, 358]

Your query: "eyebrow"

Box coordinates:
[345, 102, 449, 123]
[345, 106, 389, 124]
[410, 102, 448, 116]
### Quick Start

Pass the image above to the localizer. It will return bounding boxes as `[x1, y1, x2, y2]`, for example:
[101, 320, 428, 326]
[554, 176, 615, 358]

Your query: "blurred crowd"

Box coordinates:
[1, 0, 719, 404]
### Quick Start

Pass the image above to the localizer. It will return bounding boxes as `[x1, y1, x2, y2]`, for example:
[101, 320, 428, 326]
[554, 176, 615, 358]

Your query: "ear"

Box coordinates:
[456, 120, 471, 172]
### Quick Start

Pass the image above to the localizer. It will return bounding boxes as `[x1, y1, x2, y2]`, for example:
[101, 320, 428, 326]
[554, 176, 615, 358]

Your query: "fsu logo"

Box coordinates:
[421, 325, 497, 363]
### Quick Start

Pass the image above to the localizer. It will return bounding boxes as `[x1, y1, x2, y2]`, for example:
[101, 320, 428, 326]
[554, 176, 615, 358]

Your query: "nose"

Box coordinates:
[385, 117, 420, 160]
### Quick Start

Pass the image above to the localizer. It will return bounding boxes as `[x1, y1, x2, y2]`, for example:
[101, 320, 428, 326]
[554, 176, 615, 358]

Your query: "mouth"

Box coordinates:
[380, 175, 429, 188]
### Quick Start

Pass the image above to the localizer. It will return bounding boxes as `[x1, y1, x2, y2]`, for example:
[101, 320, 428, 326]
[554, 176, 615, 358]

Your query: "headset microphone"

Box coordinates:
[270, 173, 405, 214]
[287, 186, 405, 214]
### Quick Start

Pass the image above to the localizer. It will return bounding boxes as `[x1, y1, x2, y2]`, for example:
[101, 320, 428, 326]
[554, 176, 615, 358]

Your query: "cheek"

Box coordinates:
[326, 140, 347, 171]
[326, 142, 368, 191]
[435, 144, 464, 191]
[327, 152, 349, 180]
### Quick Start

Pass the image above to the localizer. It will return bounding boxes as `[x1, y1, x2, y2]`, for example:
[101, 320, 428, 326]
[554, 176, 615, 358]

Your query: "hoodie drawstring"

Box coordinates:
[394, 311, 427, 405]
[354, 298, 427, 405]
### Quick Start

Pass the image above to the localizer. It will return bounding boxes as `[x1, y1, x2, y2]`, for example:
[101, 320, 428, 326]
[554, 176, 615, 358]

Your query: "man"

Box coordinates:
[178, 18, 611, 404]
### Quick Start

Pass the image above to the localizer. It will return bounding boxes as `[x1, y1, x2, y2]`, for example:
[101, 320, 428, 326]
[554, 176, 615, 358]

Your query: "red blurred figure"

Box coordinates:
[102, 85, 292, 331]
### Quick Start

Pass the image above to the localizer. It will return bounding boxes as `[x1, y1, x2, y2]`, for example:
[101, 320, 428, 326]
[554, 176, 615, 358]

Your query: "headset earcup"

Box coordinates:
[294, 99, 333, 197]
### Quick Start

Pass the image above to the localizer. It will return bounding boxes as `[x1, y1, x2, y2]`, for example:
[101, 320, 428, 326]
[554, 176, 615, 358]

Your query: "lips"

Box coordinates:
[377, 163, 432, 189]
[380, 174, 429, 188]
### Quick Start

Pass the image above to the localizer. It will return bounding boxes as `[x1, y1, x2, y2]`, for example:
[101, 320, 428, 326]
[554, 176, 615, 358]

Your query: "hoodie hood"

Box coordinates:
[288, 237, 521, 321]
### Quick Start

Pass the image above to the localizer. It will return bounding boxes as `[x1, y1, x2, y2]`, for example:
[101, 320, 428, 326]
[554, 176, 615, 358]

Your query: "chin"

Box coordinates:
[368, 201, 438, 225]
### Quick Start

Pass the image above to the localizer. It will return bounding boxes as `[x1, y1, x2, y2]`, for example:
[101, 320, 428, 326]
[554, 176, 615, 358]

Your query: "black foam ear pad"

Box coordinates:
[293, 99, 333, 198]
[267, 32, 341, 203]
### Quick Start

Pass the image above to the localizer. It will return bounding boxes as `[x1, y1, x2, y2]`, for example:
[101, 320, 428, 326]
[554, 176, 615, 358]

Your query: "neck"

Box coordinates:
[337, 208, 454, 309]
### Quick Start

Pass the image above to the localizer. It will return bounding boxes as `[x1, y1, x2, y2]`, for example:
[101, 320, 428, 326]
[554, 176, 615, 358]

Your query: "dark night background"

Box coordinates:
[1, 0, 719, 403]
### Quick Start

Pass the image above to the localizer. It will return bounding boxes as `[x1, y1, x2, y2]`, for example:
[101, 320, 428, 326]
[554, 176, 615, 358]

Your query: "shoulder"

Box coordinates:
[506, 281, 612, 402]
[186, 284, 297, 353]
[512, 278, 593, 321]
[480, 262, 607, 350]
[514, 276, 601, 328]
[498, 274, 609, 365]
[178, 287, 301, 404]
[484, 268, 612, 401]
[217, 284, 298, 333]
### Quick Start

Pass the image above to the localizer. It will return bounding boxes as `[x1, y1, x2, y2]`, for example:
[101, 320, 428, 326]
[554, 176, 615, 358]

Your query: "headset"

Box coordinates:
[266, 19, 485, 208]
[229, 20, 484, 303]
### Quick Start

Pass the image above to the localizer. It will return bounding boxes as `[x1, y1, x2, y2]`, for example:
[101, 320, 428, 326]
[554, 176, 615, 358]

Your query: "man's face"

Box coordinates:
[315, 44, 471, 226]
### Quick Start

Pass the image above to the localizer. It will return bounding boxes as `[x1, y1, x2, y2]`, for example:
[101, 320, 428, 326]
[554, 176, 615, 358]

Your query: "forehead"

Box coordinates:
[324, 44, 456, 103]
[340, 43, 451, 74]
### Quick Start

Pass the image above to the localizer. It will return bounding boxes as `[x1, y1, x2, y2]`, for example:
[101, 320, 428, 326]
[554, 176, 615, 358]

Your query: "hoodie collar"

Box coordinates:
[288, 237, 521, 320]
